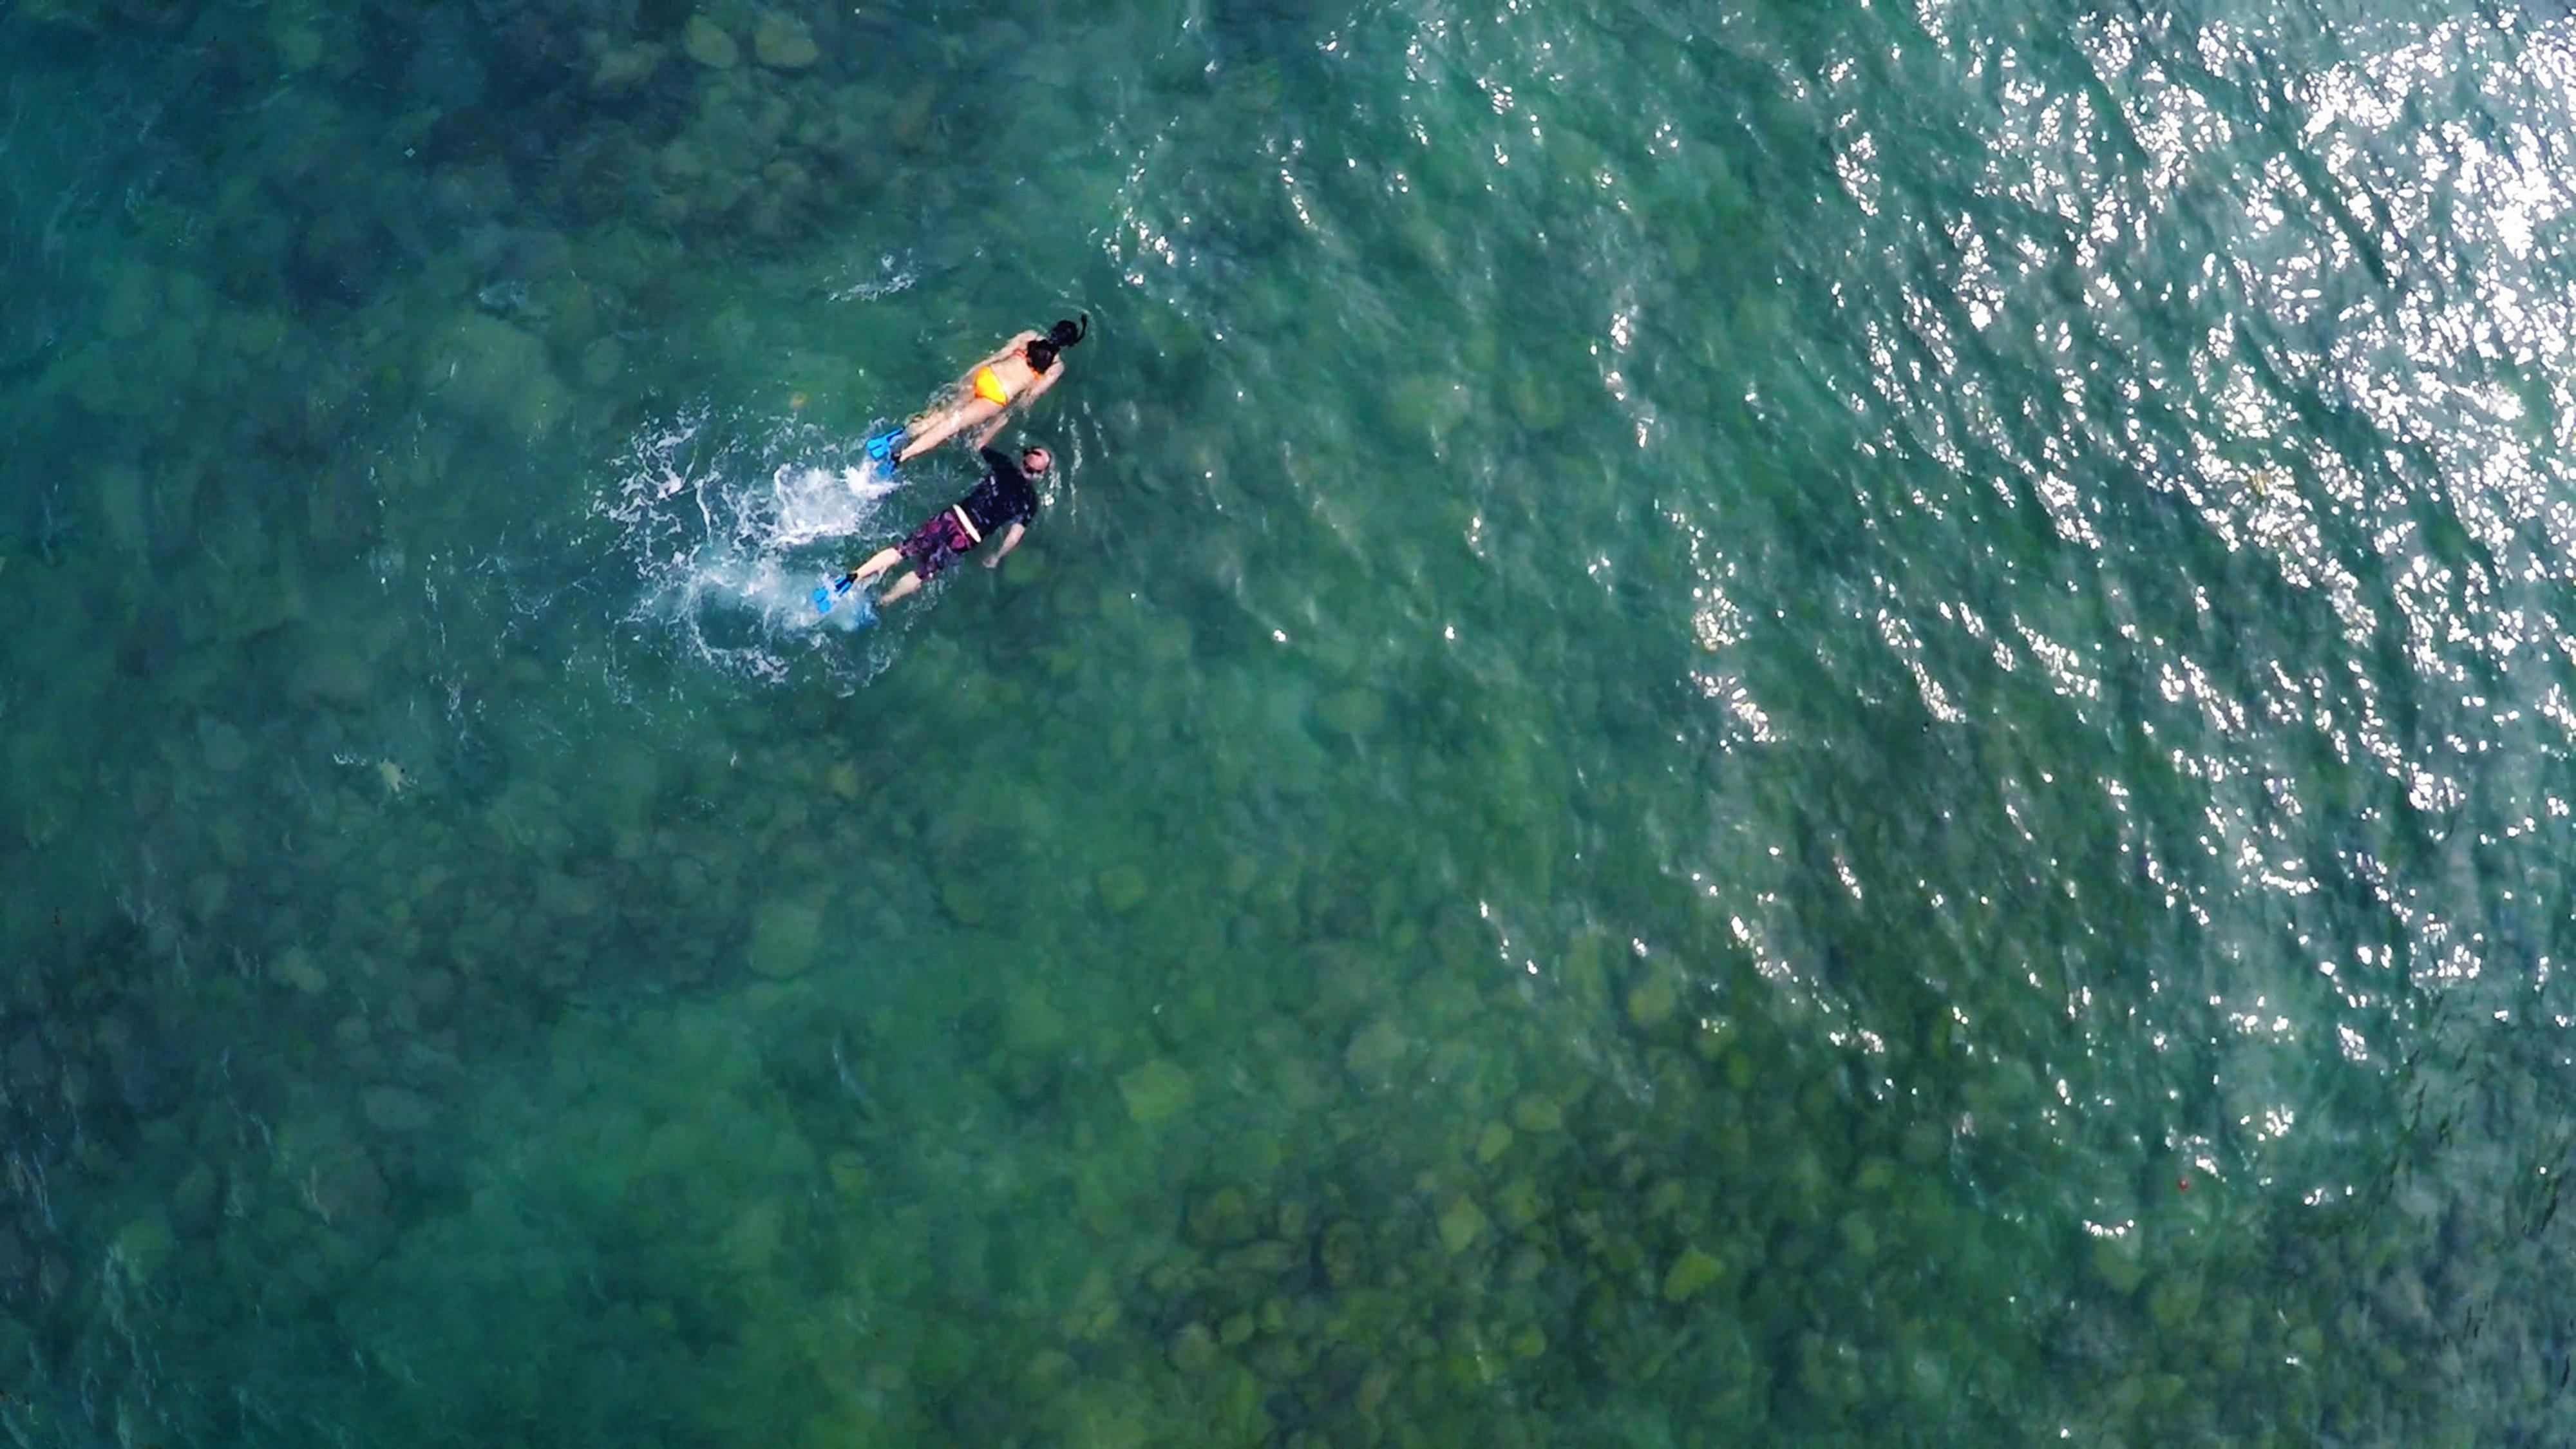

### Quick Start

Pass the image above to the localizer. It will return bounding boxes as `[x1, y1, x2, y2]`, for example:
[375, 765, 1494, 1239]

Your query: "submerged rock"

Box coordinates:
[362, 1086, 437, 1133]
[1691, 1013, 1739, 1060]
[1343, 1018, 1408, 1081]
[290, 642, 375, 707]
[1186, 1188, 1255, 1248]
[683, 15, 739, 68]
[1095, 865, 1148, 914]
[1839, 1211, 1879, 1260]
[936, 869, 991, 926]
[1662, 1245, 1723, 1302]
[113, 1213, 176, 1285]
[419, 313, 569, 441]
[753, 12, 819, 68]
[93, 462, 148, 554]
[828, 1151, 867, 1199]
[1220, 1240, 1298, 1278]
[592, 43, 665, 91]
[172, 1162, 220, 1232]
[1168, 1321, 1220, 1375]
[305, 1145, 388, 1225]
[1316, 687, 1387, 737]
[580, 335, 625, 388]
[274, 23, 325, 71]
[1437, 1195, 1490, 1255]
[2092, 1236, 2147, 1294]
[1003, 985, 1067, 1052]
[1507, 370, 1570, 432]
[2148, 1274, 2204, 1329]
[1320, 1220, 1367, 1287]
[199, 716, 249, 774]
[1119, 1059, 1193, 1125]
[1625, 975, 1678, 1029]
[747, 899, 823, 978]
[274, 947, 328, 995]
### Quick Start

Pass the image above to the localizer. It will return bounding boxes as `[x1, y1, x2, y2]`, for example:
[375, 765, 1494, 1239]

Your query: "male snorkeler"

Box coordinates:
[836, 444, 1050, 608]
[865, 316, 1086, 467]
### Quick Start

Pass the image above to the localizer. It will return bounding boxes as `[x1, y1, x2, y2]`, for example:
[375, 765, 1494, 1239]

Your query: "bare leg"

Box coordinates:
[898, 397, 1001, 462]
[876, 569, 925, 606]
[845, 545, 904, 585]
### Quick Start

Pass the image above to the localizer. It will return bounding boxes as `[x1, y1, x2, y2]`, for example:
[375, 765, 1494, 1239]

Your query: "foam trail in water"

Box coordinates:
[605, 412, 904, 684]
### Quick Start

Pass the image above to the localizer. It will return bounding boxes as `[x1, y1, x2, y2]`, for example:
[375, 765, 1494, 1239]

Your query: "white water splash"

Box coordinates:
[603, 409, 906, 685]
[829, 251, 918, 303]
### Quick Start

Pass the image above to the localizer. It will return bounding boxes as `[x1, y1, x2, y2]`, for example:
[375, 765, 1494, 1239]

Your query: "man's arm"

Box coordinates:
[983, 521, 1027, 567]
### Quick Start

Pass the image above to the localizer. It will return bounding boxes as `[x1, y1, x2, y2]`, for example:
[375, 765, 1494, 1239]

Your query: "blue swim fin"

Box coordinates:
[814, 573, 866, 618]
[864, 426, 907, 465]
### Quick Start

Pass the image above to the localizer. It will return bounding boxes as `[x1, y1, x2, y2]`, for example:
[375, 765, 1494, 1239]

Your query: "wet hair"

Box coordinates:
[1025, 312, 1089, 373]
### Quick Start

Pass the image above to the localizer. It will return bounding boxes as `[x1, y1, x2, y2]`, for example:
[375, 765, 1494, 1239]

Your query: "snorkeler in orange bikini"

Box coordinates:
[865, 316, 1086, 467]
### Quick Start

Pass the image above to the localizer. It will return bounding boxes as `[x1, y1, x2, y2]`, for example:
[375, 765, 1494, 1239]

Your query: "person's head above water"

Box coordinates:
[1025, 313, 1089, 373]
[1020, 446, 1053, 475]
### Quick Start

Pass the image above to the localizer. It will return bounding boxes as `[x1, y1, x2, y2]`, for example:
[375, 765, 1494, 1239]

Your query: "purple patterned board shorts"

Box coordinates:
[897, 508, 978, 578]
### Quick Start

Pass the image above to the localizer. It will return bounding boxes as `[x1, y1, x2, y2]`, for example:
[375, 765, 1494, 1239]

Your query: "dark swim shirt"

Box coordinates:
[958, 448, 1041, 538]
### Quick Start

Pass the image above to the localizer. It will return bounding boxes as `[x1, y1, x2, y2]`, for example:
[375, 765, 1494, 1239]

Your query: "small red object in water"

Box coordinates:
[2177, 1177, 2191, 1193]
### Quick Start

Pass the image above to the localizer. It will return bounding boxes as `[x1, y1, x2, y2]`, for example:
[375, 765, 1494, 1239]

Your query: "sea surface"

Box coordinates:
[5, 0, 2576, 1442]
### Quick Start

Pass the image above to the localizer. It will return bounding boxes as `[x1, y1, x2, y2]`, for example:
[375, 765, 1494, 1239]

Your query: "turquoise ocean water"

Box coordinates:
[6, 0, 2576, 1441]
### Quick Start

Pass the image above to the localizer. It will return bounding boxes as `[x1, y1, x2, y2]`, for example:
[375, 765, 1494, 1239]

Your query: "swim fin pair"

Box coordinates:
[822, 426, 904, 621]
[813, 574, 873, 621]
